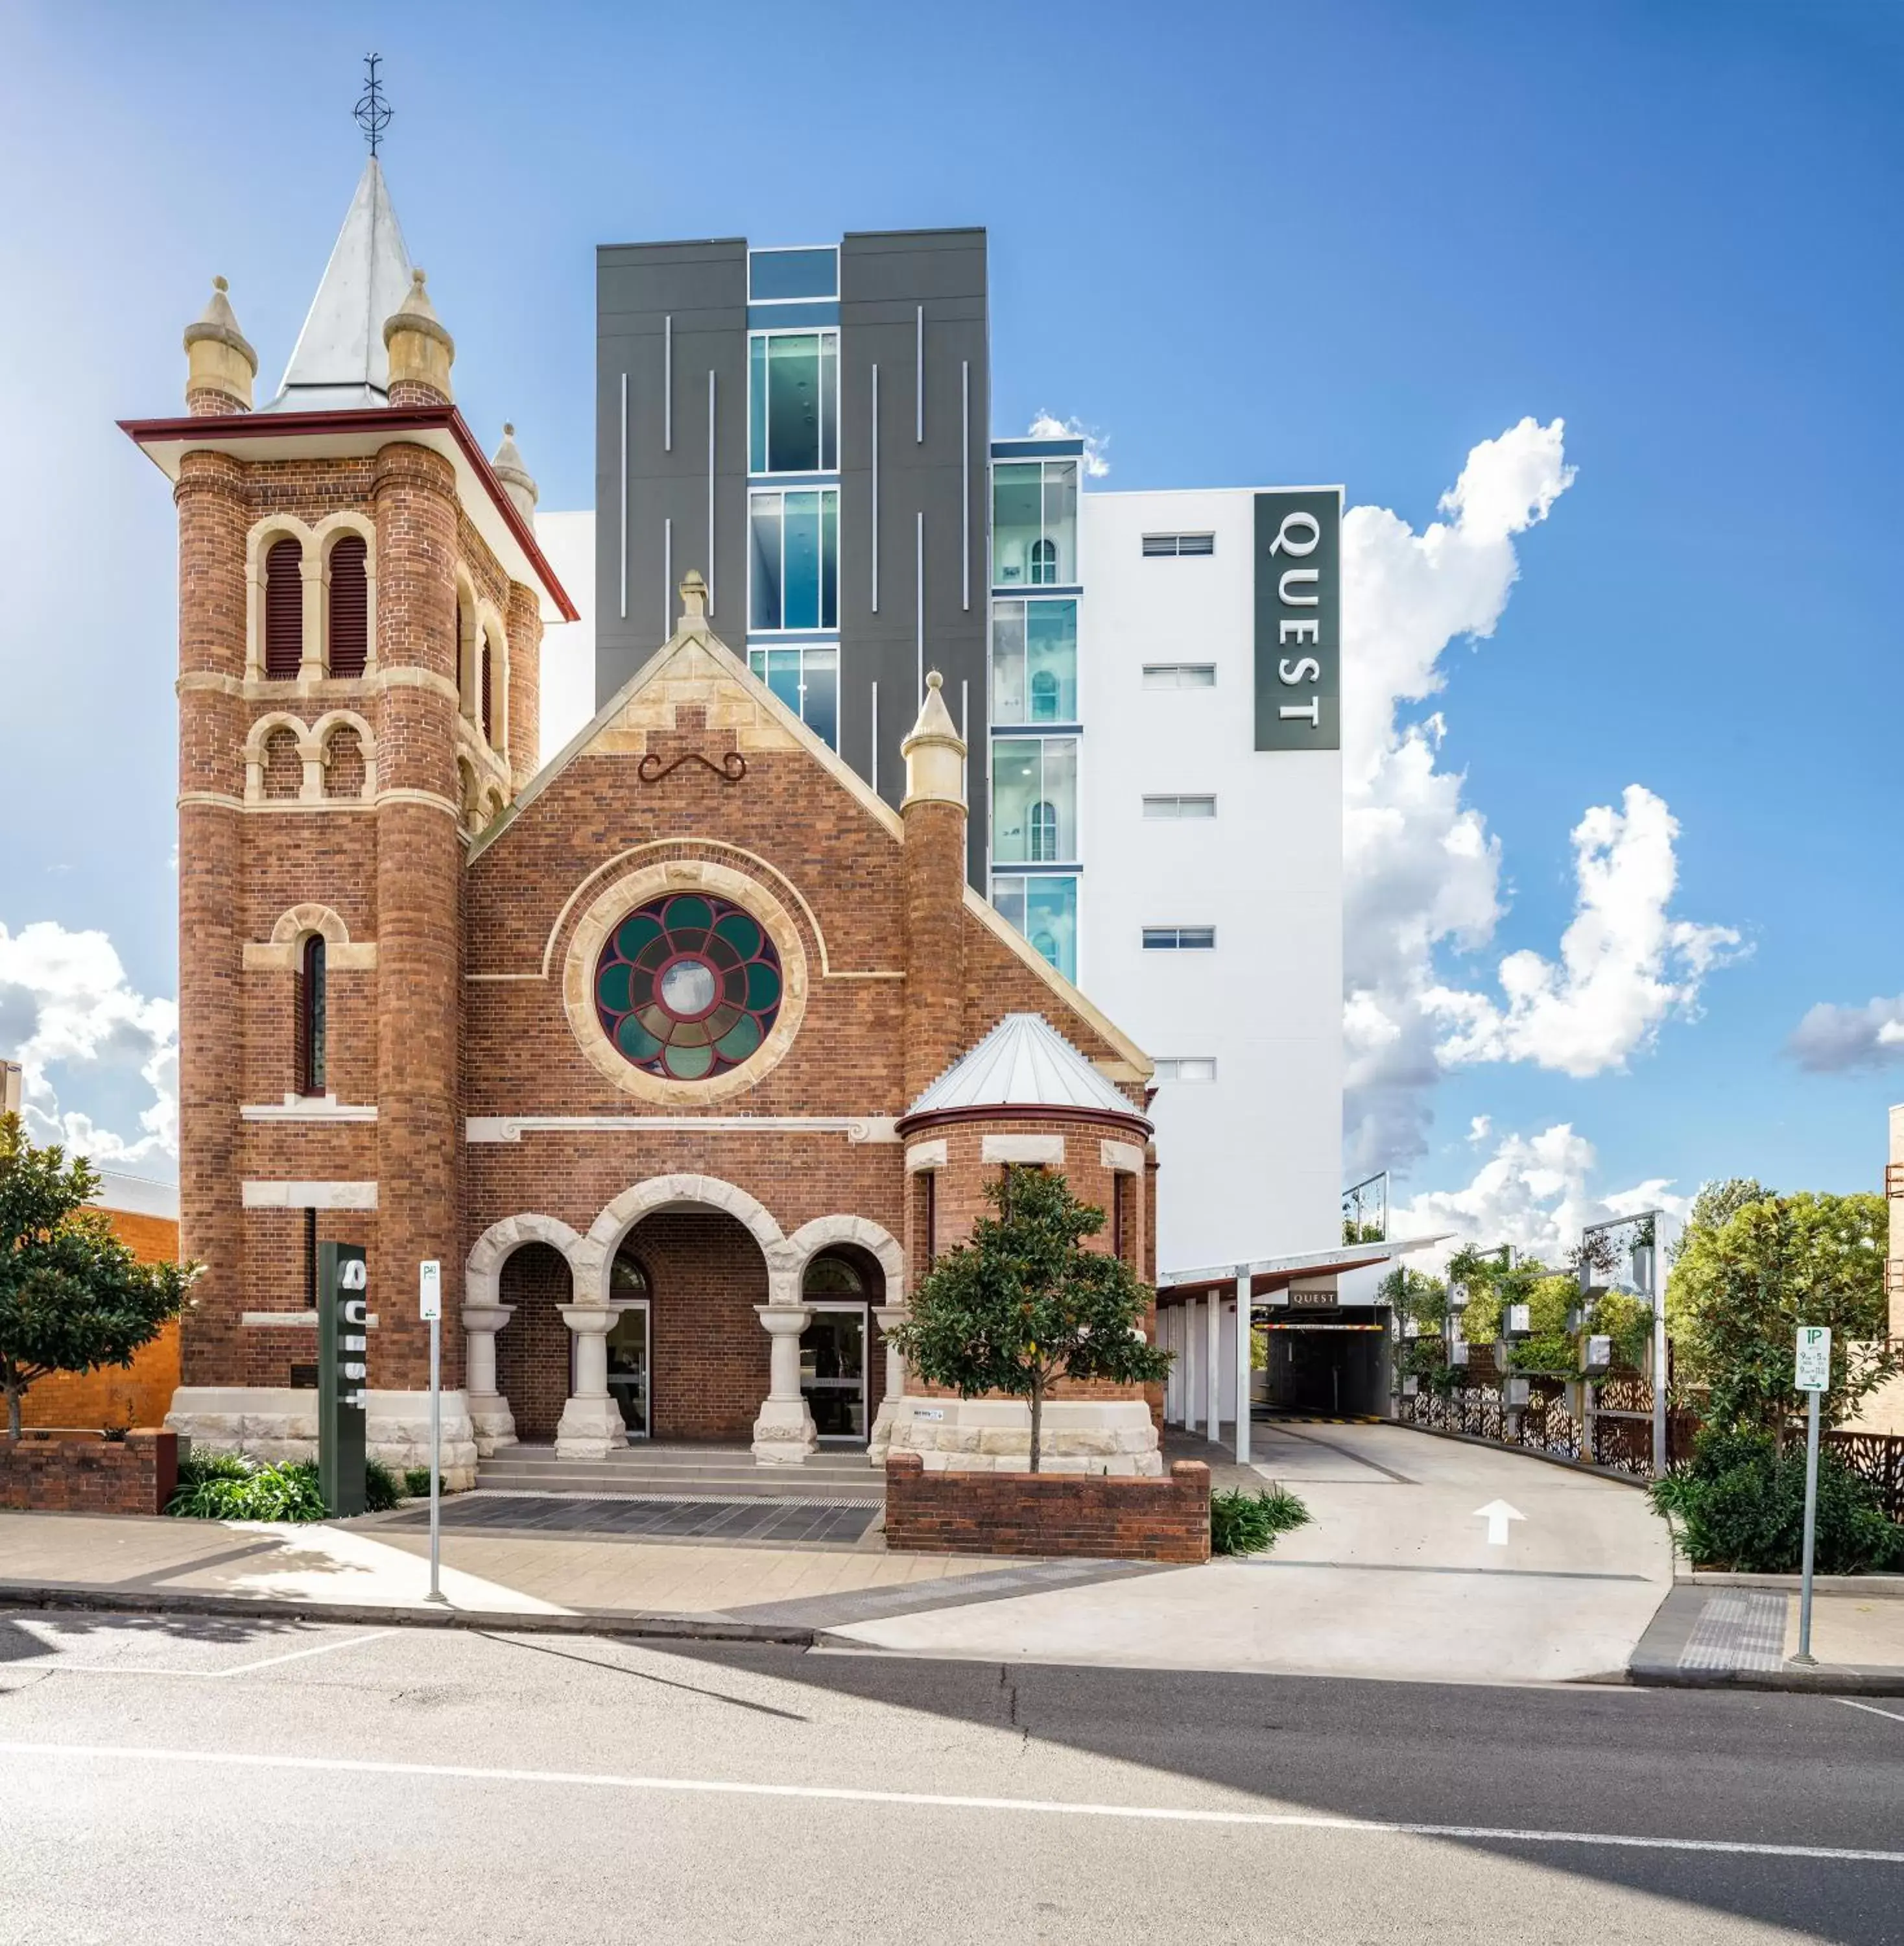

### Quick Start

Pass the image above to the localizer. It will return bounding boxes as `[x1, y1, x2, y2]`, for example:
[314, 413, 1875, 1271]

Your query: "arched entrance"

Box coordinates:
[799, 1246, 887, 1443]
[494, 1242, 575, 1445]
[617, 1207, 771, 1443]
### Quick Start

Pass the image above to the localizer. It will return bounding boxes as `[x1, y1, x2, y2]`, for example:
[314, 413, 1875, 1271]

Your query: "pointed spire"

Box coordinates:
[265, 157, 414, 412]
[491, 422, 538, 525]
[383, 267, 455, 404]
[901, 669, 967, 809]
[183, 276, 257, 414]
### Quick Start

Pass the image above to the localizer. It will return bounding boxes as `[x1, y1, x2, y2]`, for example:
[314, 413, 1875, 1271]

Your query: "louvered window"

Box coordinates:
[264, 538, 303, 679]
[327, 535, 368, 678]
[1141, 533, 1215, 557]
[479, 634, 494, 743]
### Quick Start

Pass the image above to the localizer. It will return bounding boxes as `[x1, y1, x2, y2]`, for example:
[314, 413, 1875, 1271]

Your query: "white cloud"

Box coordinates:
[1467, 1114, 1492, 1143]
[1342, 419, 1737, 1170]
[0, 920, 177, 1166]
[1425, 786, 1741, 1078]
[1394, 1121, 1687, 1269]
[1787, 994, 1904, 1073]
[1026, 411, 1110, 478]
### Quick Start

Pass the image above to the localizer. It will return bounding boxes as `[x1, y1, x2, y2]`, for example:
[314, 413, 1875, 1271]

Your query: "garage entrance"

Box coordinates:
[1261, 1318, 1389, 1417]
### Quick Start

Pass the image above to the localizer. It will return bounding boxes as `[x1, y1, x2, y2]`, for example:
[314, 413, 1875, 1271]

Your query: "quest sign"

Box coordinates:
[1254, 488, 1342, 752]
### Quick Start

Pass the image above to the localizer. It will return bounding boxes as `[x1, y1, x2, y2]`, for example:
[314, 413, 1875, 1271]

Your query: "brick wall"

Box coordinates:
[495, 1241, 573, 1442]
[885, 1452, 1209, 1563]
[0, 1432, 178, 1515]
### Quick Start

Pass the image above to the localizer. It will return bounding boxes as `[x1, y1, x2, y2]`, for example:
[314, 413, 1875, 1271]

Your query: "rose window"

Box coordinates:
[592, 894, 783, 1081]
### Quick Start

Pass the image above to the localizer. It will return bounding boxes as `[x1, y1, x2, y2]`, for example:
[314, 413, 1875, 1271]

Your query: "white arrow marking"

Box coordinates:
[1473, 1499, 1525, 1547]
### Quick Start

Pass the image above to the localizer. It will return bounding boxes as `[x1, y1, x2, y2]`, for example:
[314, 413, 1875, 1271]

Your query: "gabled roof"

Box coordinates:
[903, 1013, 1150, 1133]
[266, 157, 414, 412]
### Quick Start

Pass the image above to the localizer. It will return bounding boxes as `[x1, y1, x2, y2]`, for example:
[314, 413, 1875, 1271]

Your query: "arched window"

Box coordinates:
[296, 933, 326, 1096]
[610, 1245, 649, 1297]
[1029, 800, 1058, 861]
[479, 630, 495, 744]
[1030, 668, 1060, 722]
[1030, 536, 1058, 586]
[264, 538, 303, 679]
[803, 1254, 865, 1299]
[327, 535, 368, 679]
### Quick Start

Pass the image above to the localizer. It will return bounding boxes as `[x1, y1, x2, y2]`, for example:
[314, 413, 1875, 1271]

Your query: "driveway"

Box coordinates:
[831, 1421, 1676, 1684]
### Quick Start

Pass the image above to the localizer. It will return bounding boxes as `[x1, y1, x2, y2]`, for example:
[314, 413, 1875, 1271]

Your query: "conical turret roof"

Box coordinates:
[905, 1013, 1150, 1128]
[265, 157, 414, 411]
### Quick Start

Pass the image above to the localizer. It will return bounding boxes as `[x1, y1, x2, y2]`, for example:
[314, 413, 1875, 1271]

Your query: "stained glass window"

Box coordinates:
[593, 894, 783, 1081]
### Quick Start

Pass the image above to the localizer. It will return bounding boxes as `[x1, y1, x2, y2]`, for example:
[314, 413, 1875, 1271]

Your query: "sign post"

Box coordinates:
[1791, 1325, 1831, 1665]
[420, 1258, 446, 1606]
[317, 1243, 368, 1517]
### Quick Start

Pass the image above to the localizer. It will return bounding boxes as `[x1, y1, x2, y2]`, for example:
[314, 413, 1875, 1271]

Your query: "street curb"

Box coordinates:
[0, 1581, 818, 1647]
[1628, 1659, 1904, 1697]
[1676, 1570, 1904, 1599]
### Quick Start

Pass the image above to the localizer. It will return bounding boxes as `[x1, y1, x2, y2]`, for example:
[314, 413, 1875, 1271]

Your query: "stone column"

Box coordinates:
[555, 1307, 625, 1458]
[867, 1304, 909, 1464]
[752, 1305, 816, 1465]
[462, 1304, 516, 1456]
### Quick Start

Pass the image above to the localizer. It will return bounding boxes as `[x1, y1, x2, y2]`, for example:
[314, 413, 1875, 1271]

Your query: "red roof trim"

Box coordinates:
[117, 405, 580, 622]
[894, 1100, 1154, 1143]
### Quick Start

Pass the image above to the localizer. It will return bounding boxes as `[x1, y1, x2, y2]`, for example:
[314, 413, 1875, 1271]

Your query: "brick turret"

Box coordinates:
[900, 671, 969, 1101]
[383, 269, 455, 408]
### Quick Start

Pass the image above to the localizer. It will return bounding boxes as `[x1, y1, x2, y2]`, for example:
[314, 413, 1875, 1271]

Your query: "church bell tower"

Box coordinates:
[121, 101, 575, 1484]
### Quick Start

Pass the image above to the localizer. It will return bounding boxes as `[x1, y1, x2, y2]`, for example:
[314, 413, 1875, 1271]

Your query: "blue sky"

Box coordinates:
[1, 0, 1898, 1242]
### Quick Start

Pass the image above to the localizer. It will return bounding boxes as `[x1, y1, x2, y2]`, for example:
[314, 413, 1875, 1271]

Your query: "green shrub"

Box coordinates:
[1650, 1430, 1904, 1574]
[403, 1466, 434, 1500]
[167, 1454, 328, 1522]
[363, 1458, 403, 1513]
[1210, 1485, 1311, 1556]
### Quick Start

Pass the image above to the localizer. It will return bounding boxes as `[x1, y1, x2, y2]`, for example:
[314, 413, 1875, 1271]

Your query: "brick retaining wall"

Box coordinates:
[0, 1431, 178, 1515]
[885, 1452, 1209, 1563]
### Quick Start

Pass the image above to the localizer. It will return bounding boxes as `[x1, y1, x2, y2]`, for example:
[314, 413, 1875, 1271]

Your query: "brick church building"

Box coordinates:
[123, 160, 1162, 1487]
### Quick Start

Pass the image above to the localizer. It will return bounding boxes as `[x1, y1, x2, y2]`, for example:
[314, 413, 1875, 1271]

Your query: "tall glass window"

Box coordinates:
[992, 736, 1078, 864]
[992, 599, 1078, 725]
[748, 645, 839, 749]
[992, 875, 1078, 983]
[749, 331, 838, 475]
[749, 488, 839, 631]
[992, 461, 1078, 587]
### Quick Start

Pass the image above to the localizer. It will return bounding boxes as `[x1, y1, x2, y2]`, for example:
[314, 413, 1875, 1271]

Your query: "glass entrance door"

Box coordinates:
[605, 1302, 649, 1440]
[800, 1304, 866, 1441]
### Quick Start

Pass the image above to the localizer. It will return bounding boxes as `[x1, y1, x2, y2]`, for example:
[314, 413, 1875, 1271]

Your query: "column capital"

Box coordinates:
[461, 1303, 514, 1334]
[560, 1304, 614, 1337]
[754, 1304, 814, 1337]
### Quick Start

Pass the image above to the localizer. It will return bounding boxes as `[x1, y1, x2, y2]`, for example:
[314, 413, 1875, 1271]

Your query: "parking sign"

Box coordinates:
[1794, 1326, 1831, 1392]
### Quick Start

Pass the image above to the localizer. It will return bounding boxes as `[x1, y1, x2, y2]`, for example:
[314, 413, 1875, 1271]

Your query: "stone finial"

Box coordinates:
[901, 669, 968, 810]
[182, 275, 258, 414]
[382, 267, 455, 403]
[678, 570, 709, 626]
[492, 422, 539, 525]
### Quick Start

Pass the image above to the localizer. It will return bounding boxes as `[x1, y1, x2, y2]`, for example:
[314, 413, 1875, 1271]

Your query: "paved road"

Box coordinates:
[1, 1609, 1897, 1943]
[844, 1421, 1677, 1680]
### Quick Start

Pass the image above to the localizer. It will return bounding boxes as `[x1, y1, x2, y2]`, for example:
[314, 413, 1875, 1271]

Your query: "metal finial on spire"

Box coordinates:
[353, 53, 391, 156]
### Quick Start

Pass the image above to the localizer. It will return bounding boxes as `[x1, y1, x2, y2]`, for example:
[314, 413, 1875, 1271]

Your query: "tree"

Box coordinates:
[888, 1167, 1172, 1472]
[0, 1115, 195, 1437]
[1670, 1178, 1774, 1265]
[1667, 1191, 1898, 1443]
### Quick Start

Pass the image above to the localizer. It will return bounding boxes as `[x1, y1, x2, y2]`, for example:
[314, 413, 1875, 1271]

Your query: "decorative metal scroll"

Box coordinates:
[637, 750, 748, 786]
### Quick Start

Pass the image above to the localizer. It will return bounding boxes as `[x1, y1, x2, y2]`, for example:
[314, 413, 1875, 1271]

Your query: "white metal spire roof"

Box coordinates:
[906, 1013, 1147, 1124]
[266, 157, 414, 412]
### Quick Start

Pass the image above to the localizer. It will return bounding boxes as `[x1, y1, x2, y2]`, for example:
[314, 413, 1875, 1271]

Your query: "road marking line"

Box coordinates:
[19, 1631, 393, 1681]
[1834, 1699, 1904, 1726]
[0, 1740, 1898, 1862]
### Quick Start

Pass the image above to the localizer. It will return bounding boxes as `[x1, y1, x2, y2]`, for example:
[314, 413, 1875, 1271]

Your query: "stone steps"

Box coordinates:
[475, 1443, 881, 1502]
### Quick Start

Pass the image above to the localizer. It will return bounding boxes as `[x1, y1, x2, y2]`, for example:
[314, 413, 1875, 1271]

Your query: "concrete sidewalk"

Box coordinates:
[1632, 1580, 1904, 1695]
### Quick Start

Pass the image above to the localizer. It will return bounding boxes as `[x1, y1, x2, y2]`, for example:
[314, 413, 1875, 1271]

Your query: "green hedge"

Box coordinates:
[1650, 1430, 1904, 1574]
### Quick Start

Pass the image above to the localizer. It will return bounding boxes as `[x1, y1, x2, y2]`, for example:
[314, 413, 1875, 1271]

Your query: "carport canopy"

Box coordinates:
[1156, 1234, 1451, 1466]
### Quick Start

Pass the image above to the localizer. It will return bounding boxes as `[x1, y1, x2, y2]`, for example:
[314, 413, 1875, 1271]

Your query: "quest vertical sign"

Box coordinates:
[1254, 488, 1342, 752]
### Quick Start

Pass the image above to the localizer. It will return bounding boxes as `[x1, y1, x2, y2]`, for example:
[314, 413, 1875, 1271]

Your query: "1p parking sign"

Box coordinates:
[1794, 1325, 1831, 1393]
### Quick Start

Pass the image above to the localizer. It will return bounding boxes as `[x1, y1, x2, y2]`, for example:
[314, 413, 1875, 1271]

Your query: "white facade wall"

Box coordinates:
[1074, 488, 1342, 1272]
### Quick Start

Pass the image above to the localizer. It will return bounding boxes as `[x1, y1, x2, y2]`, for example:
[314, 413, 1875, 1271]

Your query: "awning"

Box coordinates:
[1156, 1233, 1451, 1304]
